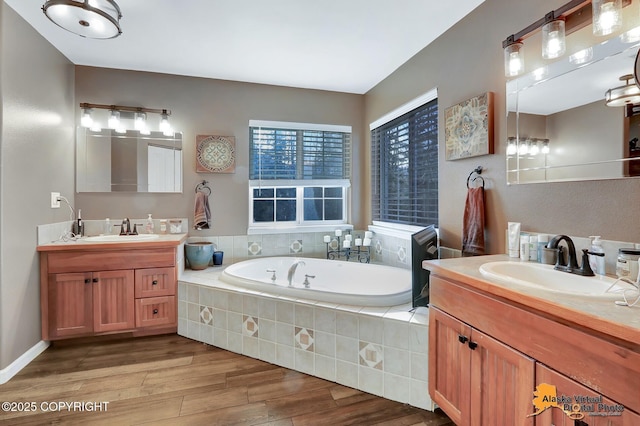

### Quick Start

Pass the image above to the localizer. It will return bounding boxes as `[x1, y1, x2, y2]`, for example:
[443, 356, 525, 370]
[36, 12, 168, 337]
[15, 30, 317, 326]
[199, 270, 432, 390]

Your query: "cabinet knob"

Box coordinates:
[152, 280, 158, 285]
[458, 335, 468, 344]
[468, 341, 478, 350]
[92, 278, 99, 283]
[84, 278, 91, 284]
[153, 308, 159, 315]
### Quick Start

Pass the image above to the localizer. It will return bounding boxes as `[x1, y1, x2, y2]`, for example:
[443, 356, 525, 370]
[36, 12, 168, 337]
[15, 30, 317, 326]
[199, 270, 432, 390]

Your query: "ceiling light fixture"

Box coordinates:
[42, 0, 123, 39]
[502, 0, 631, 78]
[605, 74, 640, 106]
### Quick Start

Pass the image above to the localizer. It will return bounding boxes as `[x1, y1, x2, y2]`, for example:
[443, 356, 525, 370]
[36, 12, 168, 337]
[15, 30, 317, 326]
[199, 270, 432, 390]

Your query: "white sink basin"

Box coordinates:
[479, 261, 630, 298]
[82, 234, 160, 243]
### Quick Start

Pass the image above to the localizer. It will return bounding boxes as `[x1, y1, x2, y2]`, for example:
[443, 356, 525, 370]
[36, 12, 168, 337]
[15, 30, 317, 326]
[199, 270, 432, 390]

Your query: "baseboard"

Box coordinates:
[0, 340, 49, 384]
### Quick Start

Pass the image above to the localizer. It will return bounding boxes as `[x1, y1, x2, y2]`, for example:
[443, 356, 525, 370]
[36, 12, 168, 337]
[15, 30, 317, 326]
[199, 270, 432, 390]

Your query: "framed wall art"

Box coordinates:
[444, 92, 494, 161]
[196, 135, 236, 173]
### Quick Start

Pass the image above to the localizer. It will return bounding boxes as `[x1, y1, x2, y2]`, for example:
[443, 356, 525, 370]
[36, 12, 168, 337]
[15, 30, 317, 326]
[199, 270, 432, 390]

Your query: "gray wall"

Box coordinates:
[0, 3, 75, 370]
[74, 67, 364, 234]
[364, 0, 640, 253]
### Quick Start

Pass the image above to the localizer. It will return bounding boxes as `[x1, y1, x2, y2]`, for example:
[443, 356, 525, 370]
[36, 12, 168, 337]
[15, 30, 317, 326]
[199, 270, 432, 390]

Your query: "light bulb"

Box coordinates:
[542, 20, 565, 59]
[529, 140, 540, 156]
[504, 42, 524, 77]
[108, 110, 120, 129]
[134, 112, 147, 130]
[507, 138, 517, 155]
[541, 140, 550, 154]
[518, 141, 529, 156]
[80, 108, 93, 128]
[593, 0, 622, 36]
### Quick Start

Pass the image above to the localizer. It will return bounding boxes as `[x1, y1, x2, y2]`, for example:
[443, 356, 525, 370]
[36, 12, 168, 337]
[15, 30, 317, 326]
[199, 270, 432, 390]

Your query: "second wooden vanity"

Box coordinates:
[38, 235, 186, 341]
[424, 255, 640, 426]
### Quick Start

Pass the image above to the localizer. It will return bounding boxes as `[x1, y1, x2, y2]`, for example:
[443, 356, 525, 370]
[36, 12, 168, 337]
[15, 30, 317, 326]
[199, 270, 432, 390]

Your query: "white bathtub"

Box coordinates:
[220, 257, 411, 307]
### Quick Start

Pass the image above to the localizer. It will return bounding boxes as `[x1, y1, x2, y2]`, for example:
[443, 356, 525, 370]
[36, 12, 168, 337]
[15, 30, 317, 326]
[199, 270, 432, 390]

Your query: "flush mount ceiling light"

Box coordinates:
[42, 0, 123, 39]
[605, 74, 640, 106]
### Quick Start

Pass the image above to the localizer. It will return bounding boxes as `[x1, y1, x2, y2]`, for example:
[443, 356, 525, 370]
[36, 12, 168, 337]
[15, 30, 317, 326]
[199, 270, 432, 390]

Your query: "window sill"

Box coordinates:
[248, 224, 354, 235]
[369, 222, 438, 241]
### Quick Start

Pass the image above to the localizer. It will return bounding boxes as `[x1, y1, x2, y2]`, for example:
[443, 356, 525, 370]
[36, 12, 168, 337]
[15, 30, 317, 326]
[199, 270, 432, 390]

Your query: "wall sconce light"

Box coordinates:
[42, 0, 123, 39]
[592, 0, 622, 36]
[502, 0, 631, 78]
[80, 103, 173, 134]
[605, 74, 640, 106]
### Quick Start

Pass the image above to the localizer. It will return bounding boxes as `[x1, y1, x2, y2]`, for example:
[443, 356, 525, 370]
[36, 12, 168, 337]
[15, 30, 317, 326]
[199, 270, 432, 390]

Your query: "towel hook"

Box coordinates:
[195, 180, 211, 196]
[466, 166, 484, 189]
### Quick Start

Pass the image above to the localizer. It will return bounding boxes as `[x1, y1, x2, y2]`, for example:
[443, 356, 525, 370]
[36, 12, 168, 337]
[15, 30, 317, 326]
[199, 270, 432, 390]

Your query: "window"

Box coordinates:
[371, 92, 438, 227]
[248, 120, 351, 231]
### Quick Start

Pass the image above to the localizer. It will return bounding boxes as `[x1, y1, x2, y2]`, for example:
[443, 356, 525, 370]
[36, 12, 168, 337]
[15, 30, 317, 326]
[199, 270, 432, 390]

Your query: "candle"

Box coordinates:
[343, 240, 351, 248]
[345, 234, 352, 241]
[364, 231, 373, 239]
[355, 238, 362, 246]
[363, 237, 371, 246]
[323, 235, 331, 243]
[335, 229, 342, 237]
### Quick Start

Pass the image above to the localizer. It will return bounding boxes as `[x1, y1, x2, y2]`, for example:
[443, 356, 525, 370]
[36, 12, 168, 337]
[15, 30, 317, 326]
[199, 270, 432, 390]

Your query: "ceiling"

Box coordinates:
[6, 0, 484, 94]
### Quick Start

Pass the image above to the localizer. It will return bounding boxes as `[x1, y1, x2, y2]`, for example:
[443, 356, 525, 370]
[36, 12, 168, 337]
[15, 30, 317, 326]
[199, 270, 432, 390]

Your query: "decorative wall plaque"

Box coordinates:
[196, 135, 236, 173]
[445, 92, 494, 161]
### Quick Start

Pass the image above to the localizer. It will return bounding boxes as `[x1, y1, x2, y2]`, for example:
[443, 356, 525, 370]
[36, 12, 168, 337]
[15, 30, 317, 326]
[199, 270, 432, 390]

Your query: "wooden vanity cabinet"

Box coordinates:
[428, 274, 640, 425]
[40, 246, 177, 341]
[429, 307, 534, 425]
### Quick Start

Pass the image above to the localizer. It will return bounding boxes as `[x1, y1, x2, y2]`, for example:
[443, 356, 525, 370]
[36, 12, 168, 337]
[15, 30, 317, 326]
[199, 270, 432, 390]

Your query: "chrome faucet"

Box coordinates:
[287, 260, 306, 287]
[547, 234, 599, 276]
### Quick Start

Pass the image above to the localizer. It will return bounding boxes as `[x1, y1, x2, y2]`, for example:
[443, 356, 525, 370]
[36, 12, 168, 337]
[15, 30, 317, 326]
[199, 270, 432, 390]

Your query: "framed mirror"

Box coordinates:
[76, 127, 183, 193]
[506, 33, 640, 184]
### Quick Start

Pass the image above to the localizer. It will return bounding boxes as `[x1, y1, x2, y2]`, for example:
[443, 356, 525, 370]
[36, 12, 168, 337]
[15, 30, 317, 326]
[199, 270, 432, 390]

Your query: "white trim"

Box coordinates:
[249, 179, 350, 188]
[369, 221, 437, 240]
[0, 340, 49, 384]
[369, 88, 438, 130]
[249, 120, 352, 133]
[248, 224, 353, 235]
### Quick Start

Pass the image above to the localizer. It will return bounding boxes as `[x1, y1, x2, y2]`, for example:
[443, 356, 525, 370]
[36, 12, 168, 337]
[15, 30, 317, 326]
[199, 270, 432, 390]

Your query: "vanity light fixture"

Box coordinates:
[80, 103, 173, 134]
[42, 0, 123, 39]
[502, 0, 631, 78]
[518, 139, 529, 156]
[529, 139, 540, 156]
[605, 74, 640, 106]
[592, 0, 622, 36]
[507, 137, 518, 155]
[541, 139, 550, 154]
[80, 107, 93, 128]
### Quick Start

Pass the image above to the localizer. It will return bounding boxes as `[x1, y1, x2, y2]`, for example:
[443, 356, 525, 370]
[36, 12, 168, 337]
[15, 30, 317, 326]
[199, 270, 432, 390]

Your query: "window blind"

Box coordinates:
[250, 126, 350, 180]
[371, 99, 438, 226]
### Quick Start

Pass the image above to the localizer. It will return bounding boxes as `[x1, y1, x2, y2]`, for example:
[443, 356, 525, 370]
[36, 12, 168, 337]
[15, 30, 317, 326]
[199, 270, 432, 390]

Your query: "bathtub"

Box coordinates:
[220, 257, 411, 307]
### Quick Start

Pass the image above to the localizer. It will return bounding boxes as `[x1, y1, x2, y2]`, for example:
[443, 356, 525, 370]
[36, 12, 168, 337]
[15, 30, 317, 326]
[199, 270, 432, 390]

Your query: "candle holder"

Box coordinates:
[324, 231, 370, 263]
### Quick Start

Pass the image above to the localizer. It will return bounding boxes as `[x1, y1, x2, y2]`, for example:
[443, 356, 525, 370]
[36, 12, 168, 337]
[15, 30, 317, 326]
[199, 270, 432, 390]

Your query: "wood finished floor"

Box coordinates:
[0, 334, 454, 426]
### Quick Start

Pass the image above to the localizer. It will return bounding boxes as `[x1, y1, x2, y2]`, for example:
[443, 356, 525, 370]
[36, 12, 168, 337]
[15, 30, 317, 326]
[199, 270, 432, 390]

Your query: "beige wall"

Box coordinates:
[364, 0, 640, 253]
[1, 3, 75, 370]
[74, 67, 364, 233]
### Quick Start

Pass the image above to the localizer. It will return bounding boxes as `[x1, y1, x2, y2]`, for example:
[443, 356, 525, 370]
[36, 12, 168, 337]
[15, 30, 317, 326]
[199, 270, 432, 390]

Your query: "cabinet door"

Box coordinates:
[93, 270, 135, 332]
[469, 329, 535, 426]
[135, 267, 175, 298]
[429, 307, 472, 426]
[535, 364, 640, 425]
[48, 273, 93, 338]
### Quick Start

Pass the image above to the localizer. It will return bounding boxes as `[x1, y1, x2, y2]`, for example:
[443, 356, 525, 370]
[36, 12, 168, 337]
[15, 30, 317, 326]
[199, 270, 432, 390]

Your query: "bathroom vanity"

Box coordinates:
[424, 255, 640, 425]
[37, 234, 186, 340]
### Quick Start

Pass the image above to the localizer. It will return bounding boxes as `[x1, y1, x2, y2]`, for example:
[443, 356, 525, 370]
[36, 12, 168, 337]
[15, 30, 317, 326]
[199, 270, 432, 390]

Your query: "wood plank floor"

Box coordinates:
[0, 334, 454, 425]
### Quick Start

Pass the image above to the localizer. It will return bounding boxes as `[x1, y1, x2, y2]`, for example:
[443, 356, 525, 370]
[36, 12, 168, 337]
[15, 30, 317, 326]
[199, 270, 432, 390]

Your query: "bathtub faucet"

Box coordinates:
[287, 260, 306, 287]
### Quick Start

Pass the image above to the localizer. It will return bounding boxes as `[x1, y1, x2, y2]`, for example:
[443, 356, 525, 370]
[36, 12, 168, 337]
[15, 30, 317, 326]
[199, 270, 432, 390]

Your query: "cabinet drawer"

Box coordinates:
[46, 248, 175, 273]
[135, 268, 175, 298]
[135, 296, 176, 328]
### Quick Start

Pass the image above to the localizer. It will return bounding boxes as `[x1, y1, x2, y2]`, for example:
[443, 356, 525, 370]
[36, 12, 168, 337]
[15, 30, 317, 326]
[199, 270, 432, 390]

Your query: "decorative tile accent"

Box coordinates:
[248, 241, 262, 256]
[290, 239, 303, 254]
[199, 306, 213, 325]
[375, 240, 383, 255]
[242, 315, 259, 338]
[397, 246, 407, 264]
[359, 341, 383, 370]
[295, 327, 315, 352]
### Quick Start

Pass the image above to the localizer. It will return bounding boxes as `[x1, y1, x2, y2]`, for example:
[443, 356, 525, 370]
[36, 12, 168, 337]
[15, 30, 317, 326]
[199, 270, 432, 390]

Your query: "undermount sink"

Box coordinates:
[479, 261, 631, 298]
[82, 234, 160, 243]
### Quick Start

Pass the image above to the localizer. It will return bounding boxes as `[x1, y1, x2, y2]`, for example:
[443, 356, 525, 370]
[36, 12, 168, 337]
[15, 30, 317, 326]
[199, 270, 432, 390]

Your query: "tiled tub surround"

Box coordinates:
[178, 268, 434, 411]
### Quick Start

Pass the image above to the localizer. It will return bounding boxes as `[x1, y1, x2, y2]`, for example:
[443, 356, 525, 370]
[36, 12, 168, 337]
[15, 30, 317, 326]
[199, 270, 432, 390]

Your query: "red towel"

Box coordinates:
[462, 186, 485, 256]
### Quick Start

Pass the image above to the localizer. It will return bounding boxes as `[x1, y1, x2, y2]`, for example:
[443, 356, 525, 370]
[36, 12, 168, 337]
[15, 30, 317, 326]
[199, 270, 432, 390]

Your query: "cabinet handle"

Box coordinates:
[84, 278, 91, 284]
[153, 308, 159, 315]
[152, 280, 158, 285]
[468, 341, 478, 350]
[92, 278, 99, 283]
[458, 335, 468, 344]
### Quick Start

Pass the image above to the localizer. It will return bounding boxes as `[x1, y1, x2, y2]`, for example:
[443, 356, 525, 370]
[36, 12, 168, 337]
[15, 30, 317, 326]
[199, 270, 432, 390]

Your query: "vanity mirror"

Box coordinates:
[76, 127, 183, 193]
[506, 31, 640, 184]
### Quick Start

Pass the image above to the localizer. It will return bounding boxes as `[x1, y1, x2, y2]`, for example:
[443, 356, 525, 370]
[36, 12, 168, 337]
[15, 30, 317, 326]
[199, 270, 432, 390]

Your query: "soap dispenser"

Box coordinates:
[588, 236, 605, 275]
[146, 214, 155, 234]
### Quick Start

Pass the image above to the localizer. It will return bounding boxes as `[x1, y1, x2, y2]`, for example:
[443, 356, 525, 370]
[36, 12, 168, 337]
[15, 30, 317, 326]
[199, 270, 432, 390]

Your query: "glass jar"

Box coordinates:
[169, 219, 182, 234]
[616, 248, 640, 279]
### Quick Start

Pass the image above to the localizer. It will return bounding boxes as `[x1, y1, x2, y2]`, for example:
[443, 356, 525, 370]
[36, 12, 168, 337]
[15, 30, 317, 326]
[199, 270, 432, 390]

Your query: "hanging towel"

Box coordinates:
[194, 191, 211, 230]
[462, 186, 485, 256]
